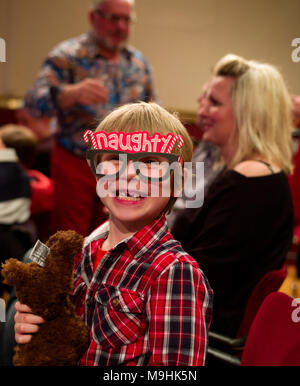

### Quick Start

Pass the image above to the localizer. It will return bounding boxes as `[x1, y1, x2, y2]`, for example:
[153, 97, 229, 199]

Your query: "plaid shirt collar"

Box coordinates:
[84, 213, 170, 260]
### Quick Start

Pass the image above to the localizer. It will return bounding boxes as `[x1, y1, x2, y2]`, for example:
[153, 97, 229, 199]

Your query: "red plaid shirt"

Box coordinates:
[72, 214, 213, 366]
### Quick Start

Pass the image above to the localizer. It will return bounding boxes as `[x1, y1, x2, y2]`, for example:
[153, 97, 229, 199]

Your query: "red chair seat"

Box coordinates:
[241, 292, 300, 366]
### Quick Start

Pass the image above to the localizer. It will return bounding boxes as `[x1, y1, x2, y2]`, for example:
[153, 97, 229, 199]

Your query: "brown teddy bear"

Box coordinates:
[1, 230, 90, 366]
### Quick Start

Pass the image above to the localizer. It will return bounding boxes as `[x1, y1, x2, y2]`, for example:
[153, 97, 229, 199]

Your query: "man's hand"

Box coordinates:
[14, 301, 45, 344]
[59, 78, 109, 110]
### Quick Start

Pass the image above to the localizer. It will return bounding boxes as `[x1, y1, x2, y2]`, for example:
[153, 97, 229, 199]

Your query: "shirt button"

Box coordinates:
[112, 298, 119, 307]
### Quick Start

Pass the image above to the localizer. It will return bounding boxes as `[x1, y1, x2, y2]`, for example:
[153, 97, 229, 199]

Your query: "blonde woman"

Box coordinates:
[172, 54, 294, 338]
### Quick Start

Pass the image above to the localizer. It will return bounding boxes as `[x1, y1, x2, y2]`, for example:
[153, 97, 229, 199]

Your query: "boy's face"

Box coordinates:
[91, 150, 179, 229]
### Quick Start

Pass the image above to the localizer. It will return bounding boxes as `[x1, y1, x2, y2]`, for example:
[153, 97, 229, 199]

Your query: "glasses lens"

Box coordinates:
[95, 10, 131, 24]
[90, 151, 179, 180]
[111, 14, 131, 24]
[95, 153, 126, 177]
[135, 156, 171, 180]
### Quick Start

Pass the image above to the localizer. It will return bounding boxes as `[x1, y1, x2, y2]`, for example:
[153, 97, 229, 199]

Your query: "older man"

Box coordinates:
[25, 0, 157, 236]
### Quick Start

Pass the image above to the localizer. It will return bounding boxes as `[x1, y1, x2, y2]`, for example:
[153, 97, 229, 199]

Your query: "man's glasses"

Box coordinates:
[87, 150, 180, 182]
[94, 9, 133, 25]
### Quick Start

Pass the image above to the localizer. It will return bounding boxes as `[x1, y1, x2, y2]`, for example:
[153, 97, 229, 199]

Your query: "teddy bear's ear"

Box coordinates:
[1, 259, 32, 287]
[44, 230, 84, 288]
[45, 230, 83, 252]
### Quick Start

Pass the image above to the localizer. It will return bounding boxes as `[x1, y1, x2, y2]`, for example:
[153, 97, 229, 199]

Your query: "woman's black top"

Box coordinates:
[171, 168, 294, 337]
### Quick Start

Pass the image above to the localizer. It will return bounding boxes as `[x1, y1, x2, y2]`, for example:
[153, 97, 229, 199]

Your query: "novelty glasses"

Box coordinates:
[86, 149, 180, 182]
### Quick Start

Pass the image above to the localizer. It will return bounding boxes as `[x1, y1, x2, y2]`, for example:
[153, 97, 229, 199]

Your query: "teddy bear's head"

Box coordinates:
[1, 230, 84, 320]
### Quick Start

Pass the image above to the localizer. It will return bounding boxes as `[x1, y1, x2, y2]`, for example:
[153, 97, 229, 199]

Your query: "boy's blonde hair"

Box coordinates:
[213, 54, 293, 174]
[94, 102, 193, 213]
[0, 124, 38, 167]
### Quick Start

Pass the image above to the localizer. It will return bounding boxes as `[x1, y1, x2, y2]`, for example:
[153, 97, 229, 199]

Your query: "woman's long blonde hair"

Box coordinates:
[213, 54, 293, 174]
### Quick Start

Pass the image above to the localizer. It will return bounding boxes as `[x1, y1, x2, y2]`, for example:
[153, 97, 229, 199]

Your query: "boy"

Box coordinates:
[14, 102, 213, 366]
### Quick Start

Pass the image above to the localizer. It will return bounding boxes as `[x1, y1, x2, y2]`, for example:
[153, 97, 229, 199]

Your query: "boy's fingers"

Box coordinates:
[14, 311, 45, 325]
[15, 301, 32, 313]
[15, 321, 40, 335]
[15, 333, 33, 345]
[14, 302, 45, 324]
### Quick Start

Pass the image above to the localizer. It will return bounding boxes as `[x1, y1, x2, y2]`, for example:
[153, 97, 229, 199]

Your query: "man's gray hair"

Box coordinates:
[92, 0, 135, 10]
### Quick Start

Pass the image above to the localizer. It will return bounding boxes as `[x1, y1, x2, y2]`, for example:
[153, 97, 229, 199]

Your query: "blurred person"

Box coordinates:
[16, 108, 55, 177]
[0, 137, 32, 298]
[289, 95, 300, 277]
[167, 92, 221, 229]
[172, 54, 294, 337]
[290, 95, 300, 232]
[291, 95, 300, 128]
[24, 0, 157, 237]
[0, 124, 54, 241]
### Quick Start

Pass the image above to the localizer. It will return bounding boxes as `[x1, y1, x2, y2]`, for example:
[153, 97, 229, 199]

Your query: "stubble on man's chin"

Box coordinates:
[106, 39, 127, 53]
[93, 34, 128, 54]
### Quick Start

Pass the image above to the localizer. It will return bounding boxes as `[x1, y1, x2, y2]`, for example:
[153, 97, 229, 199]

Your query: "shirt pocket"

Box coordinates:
[92, 284, 145, 349]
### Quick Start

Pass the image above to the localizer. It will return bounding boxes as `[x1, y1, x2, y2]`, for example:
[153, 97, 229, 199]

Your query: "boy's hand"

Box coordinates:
[14, 301, 45, 344]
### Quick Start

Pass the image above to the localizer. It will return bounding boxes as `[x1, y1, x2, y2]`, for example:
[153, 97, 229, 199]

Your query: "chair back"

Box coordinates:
[237, 265, 287, 338]
[241, 292, 300, 366]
